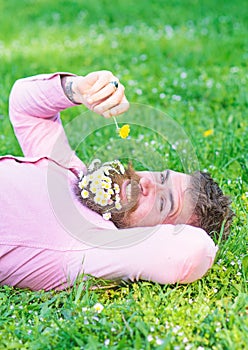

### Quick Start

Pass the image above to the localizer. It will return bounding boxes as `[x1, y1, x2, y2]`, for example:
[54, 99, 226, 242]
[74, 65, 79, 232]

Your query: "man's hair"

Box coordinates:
[189, 171, 234, 240]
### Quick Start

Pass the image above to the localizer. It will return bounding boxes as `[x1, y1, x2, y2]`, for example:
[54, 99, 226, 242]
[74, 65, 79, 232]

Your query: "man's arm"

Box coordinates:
[9, 71, 129, 169]
[9, 73, 83, 170]
[76, 224, 218, 285]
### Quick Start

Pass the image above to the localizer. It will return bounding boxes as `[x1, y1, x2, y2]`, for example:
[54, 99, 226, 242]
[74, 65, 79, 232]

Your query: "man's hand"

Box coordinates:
[61, 71, 129, 118]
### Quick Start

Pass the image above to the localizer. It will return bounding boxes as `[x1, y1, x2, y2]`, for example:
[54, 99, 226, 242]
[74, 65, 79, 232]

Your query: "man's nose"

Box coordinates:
[139, 177, 153, 196]
[139, 176, 161, 196]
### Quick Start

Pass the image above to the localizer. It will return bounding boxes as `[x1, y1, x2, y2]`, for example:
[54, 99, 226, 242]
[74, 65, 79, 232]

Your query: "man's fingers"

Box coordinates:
[87, 81, 118, 104]
[78, 70, 129, 118]
[92, 84, 125, 115]
[102, 99, 130, 118]
[108, 97, 130, 117]
[88, 71, 117, 95]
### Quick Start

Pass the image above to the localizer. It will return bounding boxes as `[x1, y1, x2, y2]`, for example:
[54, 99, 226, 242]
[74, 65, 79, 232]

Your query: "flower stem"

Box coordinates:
[113, 116, 120, 131]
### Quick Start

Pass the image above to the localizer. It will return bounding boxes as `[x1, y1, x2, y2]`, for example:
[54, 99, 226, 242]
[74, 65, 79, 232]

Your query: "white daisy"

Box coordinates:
[78, 176, 88, 188]
[102, 175, 112, 183]
[81, 189, 89, 199]
[102, 181, 111, 190]
[115, 202, 122, 210]
[114, 183, 120, 193]
[103, 212, 111, 220]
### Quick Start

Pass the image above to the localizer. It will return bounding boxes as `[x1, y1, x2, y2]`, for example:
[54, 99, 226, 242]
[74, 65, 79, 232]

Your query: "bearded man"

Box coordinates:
[0, 71, 233, 291]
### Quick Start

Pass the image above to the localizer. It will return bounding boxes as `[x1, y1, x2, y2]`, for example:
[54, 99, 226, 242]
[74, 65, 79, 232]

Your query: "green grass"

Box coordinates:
[0, 0, 247, 348]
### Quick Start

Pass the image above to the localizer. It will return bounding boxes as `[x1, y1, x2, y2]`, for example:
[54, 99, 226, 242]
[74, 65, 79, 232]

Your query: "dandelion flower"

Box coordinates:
[241, 193, 248, 201]
[203, 129, 214, 137]
[119, 124, 130, 139]
[113, 117, 130, 139]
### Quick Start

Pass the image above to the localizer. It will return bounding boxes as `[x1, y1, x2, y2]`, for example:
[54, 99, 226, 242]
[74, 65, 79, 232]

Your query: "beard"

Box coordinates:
[74, 162, 141, 228]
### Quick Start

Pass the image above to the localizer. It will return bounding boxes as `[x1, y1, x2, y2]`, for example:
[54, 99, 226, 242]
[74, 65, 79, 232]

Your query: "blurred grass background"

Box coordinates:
[0, 0, 247, 349]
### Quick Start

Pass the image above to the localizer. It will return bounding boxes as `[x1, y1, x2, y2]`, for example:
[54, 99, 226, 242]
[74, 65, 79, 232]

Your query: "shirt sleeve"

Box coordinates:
[73, 224, 218, 285]
[8, 73, 85, 171]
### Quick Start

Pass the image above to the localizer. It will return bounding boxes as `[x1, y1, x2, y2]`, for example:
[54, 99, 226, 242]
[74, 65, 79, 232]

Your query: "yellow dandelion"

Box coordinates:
[241, 193, 248, 208]
[119, 124, 130, 139]
[113, 117, 130, 139]
[203, 129, 214, 137]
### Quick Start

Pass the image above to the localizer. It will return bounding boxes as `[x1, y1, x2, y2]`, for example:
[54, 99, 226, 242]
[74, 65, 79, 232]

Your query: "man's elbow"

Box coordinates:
[174, 228, 218, 284]
[148, 226, 218, 285]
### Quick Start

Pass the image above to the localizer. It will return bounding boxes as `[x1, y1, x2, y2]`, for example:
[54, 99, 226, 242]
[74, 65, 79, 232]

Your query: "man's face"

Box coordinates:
[120, 169, 195, 227]
[78, 160, 195, 228]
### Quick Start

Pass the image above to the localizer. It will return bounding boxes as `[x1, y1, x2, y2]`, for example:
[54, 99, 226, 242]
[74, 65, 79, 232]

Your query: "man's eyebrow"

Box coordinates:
[165, 169, 170, 181]
[166, 171, 174, 213]
[170, 191, 174, 213]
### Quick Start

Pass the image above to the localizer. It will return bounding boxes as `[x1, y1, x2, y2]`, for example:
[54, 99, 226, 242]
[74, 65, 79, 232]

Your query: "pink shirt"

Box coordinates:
[0, 73, 218, 290]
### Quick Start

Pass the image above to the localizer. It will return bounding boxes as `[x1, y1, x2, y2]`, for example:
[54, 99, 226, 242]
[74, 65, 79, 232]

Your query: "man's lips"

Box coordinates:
[121, 179, 140, 204]
[121, 179, 131, 203]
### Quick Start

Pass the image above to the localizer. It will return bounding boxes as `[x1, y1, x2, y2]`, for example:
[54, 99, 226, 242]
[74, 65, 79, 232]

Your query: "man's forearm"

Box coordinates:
[61, 76, 80, 104]
[9, 73, 82, 164]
